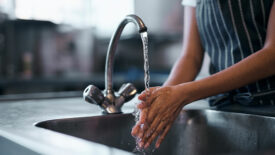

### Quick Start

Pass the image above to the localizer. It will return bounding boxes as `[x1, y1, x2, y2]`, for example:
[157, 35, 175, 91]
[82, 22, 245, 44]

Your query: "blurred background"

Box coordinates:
[0, 0, 205, 100]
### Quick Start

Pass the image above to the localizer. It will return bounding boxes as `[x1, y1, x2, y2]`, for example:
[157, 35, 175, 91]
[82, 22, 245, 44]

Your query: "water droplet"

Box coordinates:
[140, 124, 144, 129]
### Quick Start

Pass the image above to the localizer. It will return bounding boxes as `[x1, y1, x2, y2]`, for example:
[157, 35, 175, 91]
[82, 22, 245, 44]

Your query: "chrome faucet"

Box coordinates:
[83, 15, 147, 114]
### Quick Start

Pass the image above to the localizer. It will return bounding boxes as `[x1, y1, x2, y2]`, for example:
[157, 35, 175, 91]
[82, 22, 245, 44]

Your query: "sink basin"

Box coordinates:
[0, 136, 38, 155]
[35, 110, 275, 155]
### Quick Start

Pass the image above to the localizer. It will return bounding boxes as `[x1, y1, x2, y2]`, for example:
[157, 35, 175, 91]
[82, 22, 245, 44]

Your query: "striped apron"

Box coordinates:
[195, 0, 275, 107]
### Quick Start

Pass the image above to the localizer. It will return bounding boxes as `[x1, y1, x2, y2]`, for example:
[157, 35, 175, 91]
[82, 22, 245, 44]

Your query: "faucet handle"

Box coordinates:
[83, 85, 104, 105]
[118, 83, 137, 102]
[83, 85, 121, 114]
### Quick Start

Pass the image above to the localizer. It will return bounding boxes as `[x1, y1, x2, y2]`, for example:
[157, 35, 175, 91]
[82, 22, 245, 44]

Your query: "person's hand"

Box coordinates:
[131, 87, 159, 142]
[131, 85, 191, 149]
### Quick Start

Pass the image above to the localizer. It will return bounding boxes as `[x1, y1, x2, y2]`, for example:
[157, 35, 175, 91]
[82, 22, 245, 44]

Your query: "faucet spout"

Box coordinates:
[105, 15, 147, 100]
[83, 14, 147, 114]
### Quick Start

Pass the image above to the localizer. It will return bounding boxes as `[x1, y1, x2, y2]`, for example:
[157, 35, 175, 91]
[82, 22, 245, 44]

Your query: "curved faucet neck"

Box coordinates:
[105, 15, 147, 97]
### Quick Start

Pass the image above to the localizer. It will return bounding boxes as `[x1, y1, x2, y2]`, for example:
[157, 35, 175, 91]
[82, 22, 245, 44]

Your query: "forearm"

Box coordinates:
[163, 51, 203, 86]
[164, 6, 204, 86]
[181, 1, 275, 103]
[184, 47, 275, 103]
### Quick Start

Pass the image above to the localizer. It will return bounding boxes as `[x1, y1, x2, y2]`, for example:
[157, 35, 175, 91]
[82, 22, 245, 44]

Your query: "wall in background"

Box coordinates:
[135, 0, 183, 35]
[0, 0, 211, 96]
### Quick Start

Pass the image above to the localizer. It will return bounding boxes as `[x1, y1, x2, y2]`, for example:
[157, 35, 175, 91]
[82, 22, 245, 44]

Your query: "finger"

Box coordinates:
[138, 87, 159, 101]
[134, 108, 149, 138]
[138, 108, 148, 124]
[138, 92, 147, 101]
[137, 101, 148, 109]
[131, 111, 146, 137]
[137, 109, 150, 138]
[137, 93, 158, 109]
[144, 120, 166, 149]
[146, 88, 162, 105]
[155, 123, 173, 148]
[131, 119, 143, 137]
[153, 108, 180, 148]
[137, 95, 159, 128]
[141, 116, 162, 145]
[146, 96, 162, 124]
[142, 96, 177, 141]
[131, 123, 140, 137]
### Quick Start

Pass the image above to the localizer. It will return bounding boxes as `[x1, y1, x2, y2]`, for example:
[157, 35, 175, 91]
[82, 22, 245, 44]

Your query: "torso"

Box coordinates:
[195, 0, 275, 104]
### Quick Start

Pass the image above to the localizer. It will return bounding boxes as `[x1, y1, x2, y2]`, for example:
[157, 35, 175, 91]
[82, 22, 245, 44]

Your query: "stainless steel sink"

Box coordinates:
[35, 109, 275, 155]
[0, 136, 39, 155]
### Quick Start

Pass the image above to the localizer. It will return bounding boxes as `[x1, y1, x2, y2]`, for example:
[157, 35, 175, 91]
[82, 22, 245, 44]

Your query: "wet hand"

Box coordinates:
[131, 87, 159, 139]
[131, 85, 190, 149]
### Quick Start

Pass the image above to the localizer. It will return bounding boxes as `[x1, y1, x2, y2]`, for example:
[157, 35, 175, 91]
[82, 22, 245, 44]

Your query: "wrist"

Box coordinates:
[172, 82, 197, 106]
